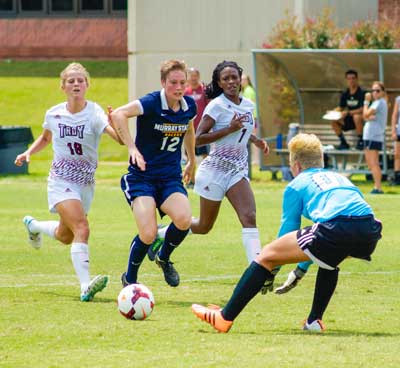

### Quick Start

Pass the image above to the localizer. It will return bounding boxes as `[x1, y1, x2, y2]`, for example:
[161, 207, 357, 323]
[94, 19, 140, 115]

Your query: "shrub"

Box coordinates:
[263, 10, 303, 49]
[264, 8, 398, 50]
[302, 8, 342, 49]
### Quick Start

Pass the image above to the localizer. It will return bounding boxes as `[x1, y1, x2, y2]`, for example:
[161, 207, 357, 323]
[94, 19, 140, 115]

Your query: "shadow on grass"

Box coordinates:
[194, 327, 400, 337]
[277, 329, 400, 338]
[39, 290, 116, 304]
[162, 299, 229, 309]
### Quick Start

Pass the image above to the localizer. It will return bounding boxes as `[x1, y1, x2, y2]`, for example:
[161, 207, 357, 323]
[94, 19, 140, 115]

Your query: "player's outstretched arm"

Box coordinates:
[182, 121, 195, 184]
[111, 101, 146, 170]
[250, 134, 269, 155]
[105, 106, 124, 144]
[14, 129, 52, 166]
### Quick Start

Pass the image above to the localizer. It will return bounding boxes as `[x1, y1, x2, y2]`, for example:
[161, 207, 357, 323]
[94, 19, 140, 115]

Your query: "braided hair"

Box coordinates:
[205, 61, 243, 100]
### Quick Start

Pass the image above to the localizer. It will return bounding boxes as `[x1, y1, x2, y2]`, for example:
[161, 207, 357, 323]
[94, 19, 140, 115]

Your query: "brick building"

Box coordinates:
[0, 1, 398, 61]
[0, 0, 127, 59]
[378, 0, 400, 21]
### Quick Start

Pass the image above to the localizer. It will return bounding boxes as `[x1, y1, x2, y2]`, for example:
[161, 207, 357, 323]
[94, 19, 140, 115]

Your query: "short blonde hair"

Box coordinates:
[288, 133, 324, 169]
[60, 62, 90, 86]
[160, 59, 187, 81]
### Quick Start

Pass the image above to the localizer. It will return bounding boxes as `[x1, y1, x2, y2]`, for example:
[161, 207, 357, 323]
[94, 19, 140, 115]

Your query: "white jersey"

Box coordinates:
[43, 101, 108, 186]
[200, 94, 255, 175]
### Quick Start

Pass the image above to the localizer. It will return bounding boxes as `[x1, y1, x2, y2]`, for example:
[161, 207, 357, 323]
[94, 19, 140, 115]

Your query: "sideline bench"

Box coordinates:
[267, 123, 393, 177]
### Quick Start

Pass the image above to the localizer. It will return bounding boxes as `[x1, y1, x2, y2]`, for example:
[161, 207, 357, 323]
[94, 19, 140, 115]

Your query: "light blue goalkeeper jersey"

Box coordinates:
[278, 168, 373, 237]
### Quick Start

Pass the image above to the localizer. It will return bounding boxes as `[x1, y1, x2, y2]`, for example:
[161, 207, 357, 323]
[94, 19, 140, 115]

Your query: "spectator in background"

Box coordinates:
[241, 74, 257, 120]
[390, 94, 400, 185]
[185, 67, 209, 160]
[363, 81, 388, 194]
[241, 74, 259, 164]
[184, 67, 209, 187]
[331, 70, 365, 150]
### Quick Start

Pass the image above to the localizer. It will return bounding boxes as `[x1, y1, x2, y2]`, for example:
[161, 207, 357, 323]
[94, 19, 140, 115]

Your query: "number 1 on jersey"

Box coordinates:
[238, 128, 247, 143]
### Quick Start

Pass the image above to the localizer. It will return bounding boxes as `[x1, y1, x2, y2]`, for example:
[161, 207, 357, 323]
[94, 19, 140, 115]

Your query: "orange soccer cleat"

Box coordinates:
[191, 304, 233, 333]
[303, 319, 326, 332]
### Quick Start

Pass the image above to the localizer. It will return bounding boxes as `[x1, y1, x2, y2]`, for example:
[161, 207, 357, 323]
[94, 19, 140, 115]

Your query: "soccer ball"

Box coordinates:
[117, 283, 155, 320]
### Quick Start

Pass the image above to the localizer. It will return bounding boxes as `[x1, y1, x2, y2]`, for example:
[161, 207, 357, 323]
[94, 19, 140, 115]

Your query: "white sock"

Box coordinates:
[157, 225, 168, 238]
[242, 228, 261, 264]
[70, 242, 90, 293]
[29, 220, 59, 239]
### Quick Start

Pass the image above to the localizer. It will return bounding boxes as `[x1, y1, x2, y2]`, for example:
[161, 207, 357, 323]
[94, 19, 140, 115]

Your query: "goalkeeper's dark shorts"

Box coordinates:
[296, 215, 382, 270]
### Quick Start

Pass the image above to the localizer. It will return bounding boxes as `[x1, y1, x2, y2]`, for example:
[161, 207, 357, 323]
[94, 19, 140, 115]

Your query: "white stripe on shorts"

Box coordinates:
[123, 174, 131, 201]
[303, 249, 335, 270]
[298, 223, 335, 270]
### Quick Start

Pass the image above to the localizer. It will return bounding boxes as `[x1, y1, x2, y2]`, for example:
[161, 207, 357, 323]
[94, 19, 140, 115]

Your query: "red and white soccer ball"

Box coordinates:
[117, 283, 155, 320]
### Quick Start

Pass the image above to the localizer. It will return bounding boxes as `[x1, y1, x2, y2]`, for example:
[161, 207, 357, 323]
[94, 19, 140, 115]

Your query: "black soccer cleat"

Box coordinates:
[155, 254, 180, 287]
[121, 272, 130, 288]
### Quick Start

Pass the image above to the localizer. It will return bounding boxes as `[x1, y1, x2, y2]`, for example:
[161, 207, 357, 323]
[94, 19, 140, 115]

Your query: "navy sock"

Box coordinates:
[158, 222, 189, 261]
[338, 133, 347, 144]
[126, 235, 149, 283]
[222, 261, 274, 321]
[307, 267, 339, 323]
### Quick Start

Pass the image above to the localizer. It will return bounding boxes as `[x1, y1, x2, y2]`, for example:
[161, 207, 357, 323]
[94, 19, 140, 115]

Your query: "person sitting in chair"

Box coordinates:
[331, 69, 365, 150]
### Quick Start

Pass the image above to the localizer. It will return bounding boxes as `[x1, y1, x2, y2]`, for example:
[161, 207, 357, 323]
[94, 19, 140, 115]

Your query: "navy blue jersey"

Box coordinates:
[129, 90, 196, 179]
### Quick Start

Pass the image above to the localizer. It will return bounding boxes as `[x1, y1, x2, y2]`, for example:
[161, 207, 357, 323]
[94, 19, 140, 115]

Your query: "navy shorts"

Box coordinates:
[363, 140, 383, 150]
[120, 172, 187, 217]
[342, 115, 356, 131]
[297, 215, 382, 270]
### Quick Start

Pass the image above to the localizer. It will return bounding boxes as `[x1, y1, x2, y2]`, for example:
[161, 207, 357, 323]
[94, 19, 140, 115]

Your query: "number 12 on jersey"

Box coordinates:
[160, 136, 180, 152]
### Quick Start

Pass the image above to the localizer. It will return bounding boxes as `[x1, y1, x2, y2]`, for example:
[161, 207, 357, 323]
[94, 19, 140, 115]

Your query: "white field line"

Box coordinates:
[0, 270, 399, 288]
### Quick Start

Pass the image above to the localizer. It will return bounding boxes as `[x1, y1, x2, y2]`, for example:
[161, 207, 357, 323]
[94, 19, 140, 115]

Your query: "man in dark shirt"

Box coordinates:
[331, 69, 365, 150]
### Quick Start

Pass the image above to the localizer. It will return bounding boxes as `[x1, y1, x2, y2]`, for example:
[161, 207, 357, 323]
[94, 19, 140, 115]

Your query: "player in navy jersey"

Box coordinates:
[191, 133, 382, 333]
[110, 60, 196, 288]
[15, 63, 122, 302]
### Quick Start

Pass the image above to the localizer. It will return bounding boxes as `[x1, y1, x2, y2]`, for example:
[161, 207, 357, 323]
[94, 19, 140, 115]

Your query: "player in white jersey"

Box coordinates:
[149, 61, 270, 279]
[15, 63, 122, 302]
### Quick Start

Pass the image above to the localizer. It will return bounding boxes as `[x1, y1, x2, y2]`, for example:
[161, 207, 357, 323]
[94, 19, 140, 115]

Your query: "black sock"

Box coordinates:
[222, 261, 274, 321]
[158, 222, 189, 261]
[307, 267, 339, 323]
[338, 133, 347, 145]
[126, 235, 149, 283]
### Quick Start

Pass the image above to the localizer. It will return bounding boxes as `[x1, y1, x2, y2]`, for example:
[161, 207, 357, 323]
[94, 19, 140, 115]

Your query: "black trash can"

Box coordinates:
[0, 126, 34, 174]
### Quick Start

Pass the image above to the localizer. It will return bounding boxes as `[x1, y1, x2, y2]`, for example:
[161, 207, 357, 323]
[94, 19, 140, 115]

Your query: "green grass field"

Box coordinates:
[1, 61, 399, 367]
[1, 163, 400, 368]
[0, 60, 128, 162]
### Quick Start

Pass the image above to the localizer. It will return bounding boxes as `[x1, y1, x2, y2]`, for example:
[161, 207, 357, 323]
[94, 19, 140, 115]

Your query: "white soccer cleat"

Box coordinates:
[274, 270, 301, 294]
[23, 216, 42, 249]
[80, 275, 109, 302]
[303, 319, 326, 332]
